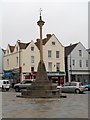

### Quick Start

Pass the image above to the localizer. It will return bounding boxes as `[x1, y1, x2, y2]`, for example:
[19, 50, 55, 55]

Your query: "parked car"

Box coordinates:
[14, 80, 33, 92]
[0, 79, 11, 91]
[57, 82, 87, 94]
[84, 84, 90, 91]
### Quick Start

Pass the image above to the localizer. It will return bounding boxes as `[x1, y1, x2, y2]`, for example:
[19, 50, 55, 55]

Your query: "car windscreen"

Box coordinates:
[25, 81, 32, 84]
[63, 82, 70, 86]
[79, 83, 83, 86]
[3, 81, 10, 84]
[70, 82, 77, 86]
[21, 80, 32, 84]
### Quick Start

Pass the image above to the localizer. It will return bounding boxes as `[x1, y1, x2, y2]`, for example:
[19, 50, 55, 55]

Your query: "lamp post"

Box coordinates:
[70, 44, 72, 82]
[17, 40, 21, 83]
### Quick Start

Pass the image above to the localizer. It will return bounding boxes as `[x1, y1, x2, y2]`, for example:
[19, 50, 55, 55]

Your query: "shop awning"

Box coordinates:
[4, 72, 13, 78]
[47, 71, 66, 76]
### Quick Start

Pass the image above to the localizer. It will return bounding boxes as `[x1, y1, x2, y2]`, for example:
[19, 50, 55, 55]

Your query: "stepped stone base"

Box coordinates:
[21, 61, 62, 98]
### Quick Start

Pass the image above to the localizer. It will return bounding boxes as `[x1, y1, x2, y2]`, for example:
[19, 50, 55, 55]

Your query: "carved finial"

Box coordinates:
[40, 8, 42, 16]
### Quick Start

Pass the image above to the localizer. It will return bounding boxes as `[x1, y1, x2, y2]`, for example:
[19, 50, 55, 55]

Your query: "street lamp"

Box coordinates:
[70, 44, 72, 81]
[17, 40, 21, 82]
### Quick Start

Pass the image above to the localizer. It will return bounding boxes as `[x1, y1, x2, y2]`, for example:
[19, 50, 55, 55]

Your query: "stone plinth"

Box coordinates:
[21, 61, 61, 98]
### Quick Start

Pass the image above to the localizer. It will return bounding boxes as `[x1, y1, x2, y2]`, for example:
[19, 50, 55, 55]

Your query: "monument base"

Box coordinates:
[21, 61, 64, 98]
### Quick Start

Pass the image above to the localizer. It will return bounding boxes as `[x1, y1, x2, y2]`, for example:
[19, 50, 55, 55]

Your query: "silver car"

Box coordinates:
[57, 82, 87, 94]
[14, 80, 32, 92]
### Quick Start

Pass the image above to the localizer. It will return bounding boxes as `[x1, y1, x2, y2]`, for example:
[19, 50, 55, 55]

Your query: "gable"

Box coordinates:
[72, 42, 88, 57]
[5, 44, 11, 55]
[25, 40, 39, 52]
[65, 43, 78, 57]
[67, 42, 88, 58]
[44, 34, 64, 48]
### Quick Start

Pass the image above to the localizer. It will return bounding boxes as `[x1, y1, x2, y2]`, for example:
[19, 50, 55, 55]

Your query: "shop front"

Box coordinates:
[3, 70, 13, 79]
[30, 71, 66, 85]
[47, 72, 66, 85]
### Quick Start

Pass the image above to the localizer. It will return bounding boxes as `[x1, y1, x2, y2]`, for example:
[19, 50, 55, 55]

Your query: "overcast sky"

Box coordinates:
[0, 0, 89, 49]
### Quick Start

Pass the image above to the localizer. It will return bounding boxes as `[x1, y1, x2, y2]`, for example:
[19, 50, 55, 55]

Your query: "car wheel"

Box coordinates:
[2, 86, 6, 92]
[75, 89, 80, 94]
[6, 88, 10, 91]
[15, 87, 20, 92]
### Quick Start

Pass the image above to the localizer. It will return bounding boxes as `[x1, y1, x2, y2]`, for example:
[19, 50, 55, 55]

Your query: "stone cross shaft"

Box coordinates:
[37, 12, 45, 62]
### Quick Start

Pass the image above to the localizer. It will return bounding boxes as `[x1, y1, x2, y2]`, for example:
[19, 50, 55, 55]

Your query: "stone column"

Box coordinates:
[37, 15, 45, 62]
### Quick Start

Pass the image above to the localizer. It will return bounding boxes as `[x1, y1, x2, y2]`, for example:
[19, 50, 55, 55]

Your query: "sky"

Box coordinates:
[0, 0, 89, 49]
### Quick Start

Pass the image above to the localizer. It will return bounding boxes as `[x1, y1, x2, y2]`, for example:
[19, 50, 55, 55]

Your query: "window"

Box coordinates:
[79, 60, 82, 67]
[86, 60, 88, 67]
[56, 51, 60, 58]
[7, 50, 9, 54]
[16, 46, 18, 51]
[3, 81, 6, 84]
[72, 59, 75, 66]
[16, 57, 18, 65]
[7, 59, 9, 65]
[24, 81, 32, 84]
[48, 50, 52, 58]
[31, 67, 34, 72]
[79, 50, 82, 56]
[31, 56, 34, 63]
[70, 82, 77, 86]
[31, 47, 34, 51]
[56, 63, 60, 71]
[48, 62, 52, 71]
[52, 42, 55, 45]
[63, 82, 70, 86]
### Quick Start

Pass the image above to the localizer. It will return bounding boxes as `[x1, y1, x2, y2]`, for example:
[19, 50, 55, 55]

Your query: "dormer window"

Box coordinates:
[52, 42, 55, 45]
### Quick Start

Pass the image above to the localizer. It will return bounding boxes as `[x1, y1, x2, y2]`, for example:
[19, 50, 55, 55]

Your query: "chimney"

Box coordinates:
[46, 34, 52, 40]
[36, 39, 40, 43]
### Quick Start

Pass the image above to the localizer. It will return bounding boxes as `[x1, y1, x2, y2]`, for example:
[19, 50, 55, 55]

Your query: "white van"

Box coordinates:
[0, 79, 10, 91]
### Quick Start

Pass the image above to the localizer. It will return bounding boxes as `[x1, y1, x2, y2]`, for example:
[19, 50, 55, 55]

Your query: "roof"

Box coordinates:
[35, 34, 52, 50]
[65, 43, 78, 57]
[87, 49, 90, 54]
[18, 42, 30, 49]
[9, 45, 15, 53]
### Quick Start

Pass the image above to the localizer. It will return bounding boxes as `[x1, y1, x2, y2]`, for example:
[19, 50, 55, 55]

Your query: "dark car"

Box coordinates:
[14, 80, 32, 92]
[84, 84, 90, 91]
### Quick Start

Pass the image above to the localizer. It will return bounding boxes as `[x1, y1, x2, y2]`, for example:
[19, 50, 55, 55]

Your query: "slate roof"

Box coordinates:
[18, 42, 30, 49]
[6, 34, 52, 52]
[65, 43, 78, 57]
[9, 45, 15, 53]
